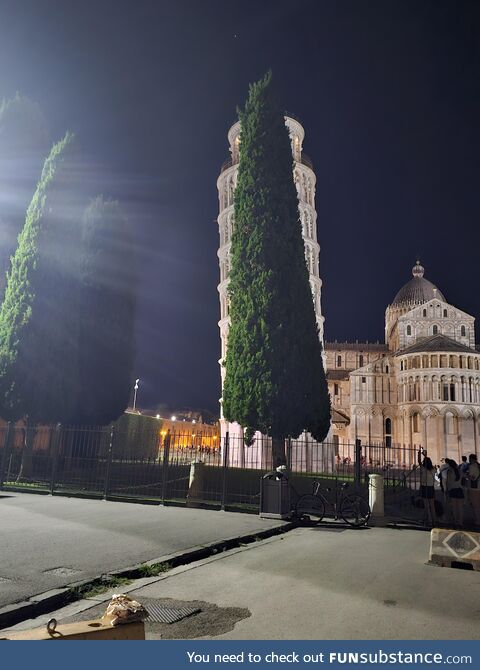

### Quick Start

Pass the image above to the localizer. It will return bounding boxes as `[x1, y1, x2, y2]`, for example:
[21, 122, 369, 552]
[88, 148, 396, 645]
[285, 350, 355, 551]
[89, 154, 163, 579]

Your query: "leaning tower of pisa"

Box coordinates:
[216, 115, 325, 432]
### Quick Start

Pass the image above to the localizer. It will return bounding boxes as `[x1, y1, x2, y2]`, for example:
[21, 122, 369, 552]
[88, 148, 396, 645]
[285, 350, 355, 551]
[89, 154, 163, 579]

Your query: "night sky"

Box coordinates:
[0, 0, 478, 416]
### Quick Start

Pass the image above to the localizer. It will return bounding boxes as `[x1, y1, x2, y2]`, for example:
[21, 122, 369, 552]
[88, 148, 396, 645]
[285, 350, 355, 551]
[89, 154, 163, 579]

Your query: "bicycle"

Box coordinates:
[295, 480, 371, 527]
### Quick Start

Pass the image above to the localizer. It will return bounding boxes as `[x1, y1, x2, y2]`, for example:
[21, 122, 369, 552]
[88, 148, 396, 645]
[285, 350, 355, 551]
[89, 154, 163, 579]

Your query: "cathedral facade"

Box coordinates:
[326, 262, 480, 463]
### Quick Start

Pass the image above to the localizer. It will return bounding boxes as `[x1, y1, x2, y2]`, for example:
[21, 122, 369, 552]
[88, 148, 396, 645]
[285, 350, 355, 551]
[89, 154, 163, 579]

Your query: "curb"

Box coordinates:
[0, 521, 294, 630]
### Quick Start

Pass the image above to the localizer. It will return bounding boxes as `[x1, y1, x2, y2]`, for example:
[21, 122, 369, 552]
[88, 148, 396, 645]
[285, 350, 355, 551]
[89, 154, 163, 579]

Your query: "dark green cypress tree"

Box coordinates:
[0, 132, 81, 425]
[222, 72, 330, 465]
[76, 196, 136, 425]
[0, 94, 50, 296]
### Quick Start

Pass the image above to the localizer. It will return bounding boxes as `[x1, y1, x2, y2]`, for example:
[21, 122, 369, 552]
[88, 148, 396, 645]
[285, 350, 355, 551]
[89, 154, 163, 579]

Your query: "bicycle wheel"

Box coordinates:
[296, 495, 325, 524]
[340, 494, 370, 527]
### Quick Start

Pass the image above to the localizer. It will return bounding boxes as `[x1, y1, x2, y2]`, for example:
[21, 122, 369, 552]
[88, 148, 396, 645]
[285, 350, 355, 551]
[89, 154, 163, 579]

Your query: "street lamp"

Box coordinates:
[133, 378, 140, 411]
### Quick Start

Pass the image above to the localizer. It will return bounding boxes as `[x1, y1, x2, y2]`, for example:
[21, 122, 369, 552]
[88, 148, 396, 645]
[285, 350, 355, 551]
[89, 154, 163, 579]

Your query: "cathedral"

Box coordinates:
[217, 116, 480, 467]
[326, 261, 480, 463]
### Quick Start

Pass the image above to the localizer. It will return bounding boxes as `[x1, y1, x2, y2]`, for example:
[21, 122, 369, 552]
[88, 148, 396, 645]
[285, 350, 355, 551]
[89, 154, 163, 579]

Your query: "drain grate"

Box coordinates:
[146, 603, 201, 624]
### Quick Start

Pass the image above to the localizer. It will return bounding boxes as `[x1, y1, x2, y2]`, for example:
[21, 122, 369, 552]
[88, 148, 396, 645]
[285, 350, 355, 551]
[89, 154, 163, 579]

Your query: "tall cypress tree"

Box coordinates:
[0, 94, 50, 296]
[76, 196, 136, 425]
[222, 72, 330, 465]
[0, 132, 81, 427]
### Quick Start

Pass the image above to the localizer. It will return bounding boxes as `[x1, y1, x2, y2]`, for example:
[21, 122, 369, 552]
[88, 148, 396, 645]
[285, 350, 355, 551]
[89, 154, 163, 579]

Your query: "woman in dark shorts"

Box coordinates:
[445, 458, 464, 528]
[418, 448, 436, 526]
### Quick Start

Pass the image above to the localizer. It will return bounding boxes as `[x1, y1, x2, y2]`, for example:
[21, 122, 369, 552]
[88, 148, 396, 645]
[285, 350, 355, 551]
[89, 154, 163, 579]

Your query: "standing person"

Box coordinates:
[467, 454, 480, 526]
[459, 456, 469, 487]
[418, 448, 436, 526]
[437, 458, 449, 513]
[444, 458, 464, 528]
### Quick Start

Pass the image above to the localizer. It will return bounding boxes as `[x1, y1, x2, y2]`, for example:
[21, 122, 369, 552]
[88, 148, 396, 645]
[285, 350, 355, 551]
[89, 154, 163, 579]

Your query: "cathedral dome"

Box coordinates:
[391, 261, 445, 307]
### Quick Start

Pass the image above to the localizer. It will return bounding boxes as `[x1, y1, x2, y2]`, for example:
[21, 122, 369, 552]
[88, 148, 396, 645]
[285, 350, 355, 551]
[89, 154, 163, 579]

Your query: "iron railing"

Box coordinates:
[0, 424, 431, 518]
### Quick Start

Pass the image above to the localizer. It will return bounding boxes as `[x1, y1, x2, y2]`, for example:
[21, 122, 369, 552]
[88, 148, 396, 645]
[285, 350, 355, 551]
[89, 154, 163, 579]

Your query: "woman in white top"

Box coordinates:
[418, 448, 436, 526]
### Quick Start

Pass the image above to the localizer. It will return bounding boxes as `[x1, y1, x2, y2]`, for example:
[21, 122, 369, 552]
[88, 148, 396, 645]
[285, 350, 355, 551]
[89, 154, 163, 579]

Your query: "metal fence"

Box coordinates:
[0, 424, 426, 518]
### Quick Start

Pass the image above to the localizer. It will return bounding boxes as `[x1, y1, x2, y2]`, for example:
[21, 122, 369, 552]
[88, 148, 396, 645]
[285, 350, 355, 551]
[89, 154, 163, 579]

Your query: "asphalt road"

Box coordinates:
[0, 492, 283, 608]
[7, 525, 480, 640]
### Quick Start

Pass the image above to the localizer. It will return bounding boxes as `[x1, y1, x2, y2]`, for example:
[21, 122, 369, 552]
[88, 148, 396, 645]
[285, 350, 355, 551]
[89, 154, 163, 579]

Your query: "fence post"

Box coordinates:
[286, 437, 292, 473]
[161, 429, 171, 504]
[354, 439, 362, 488]
[221, 431, 229, 511]
[0, 422, 12, 489]
[103, 424, 114, 500]
[49, 424, 61, 495]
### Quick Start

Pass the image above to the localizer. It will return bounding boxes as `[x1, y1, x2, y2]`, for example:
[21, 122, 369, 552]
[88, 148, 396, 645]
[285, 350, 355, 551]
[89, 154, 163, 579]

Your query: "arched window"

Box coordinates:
[443, 309, 448, 317]
[423, 309, 427, 317]
[337, 355, 342, 368]
[406, 325, 412, 336]
[442, 382, 456, 401]
[412, 413, 420, 433]
[432, 325, 438, 335]
[461, 325, 466, 337]
[385, 418, 392, 448]
[409, 381, 415, 401]
[415, 380, 420, 400]
[359, 355, 364, 367]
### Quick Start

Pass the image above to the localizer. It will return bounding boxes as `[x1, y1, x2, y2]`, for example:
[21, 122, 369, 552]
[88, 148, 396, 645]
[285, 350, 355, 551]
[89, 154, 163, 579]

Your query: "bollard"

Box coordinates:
[429, 528, 480, 570]
[368, 473, 384, 517]
[187, 459, 205, 505]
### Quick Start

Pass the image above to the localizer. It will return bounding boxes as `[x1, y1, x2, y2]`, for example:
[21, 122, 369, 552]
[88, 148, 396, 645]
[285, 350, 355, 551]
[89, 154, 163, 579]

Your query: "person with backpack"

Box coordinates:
[467, 454, 480, 526]
[418, 448, 436, 527]
[444, 458, 464, 528]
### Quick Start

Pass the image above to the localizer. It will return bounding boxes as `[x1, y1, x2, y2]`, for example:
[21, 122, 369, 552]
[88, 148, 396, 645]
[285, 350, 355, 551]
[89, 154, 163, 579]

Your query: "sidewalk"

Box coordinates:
[3, 525, 478, 640]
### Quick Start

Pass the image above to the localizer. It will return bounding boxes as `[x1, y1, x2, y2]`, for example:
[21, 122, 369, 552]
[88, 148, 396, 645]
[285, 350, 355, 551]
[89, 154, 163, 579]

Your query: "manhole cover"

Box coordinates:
[146, 603, 200, 624]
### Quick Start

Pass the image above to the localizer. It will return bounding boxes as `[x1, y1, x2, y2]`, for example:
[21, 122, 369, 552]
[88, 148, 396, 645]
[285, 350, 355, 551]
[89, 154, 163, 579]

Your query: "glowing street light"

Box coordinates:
[171, 415, 176, 422]
[133, 378, 140, 411]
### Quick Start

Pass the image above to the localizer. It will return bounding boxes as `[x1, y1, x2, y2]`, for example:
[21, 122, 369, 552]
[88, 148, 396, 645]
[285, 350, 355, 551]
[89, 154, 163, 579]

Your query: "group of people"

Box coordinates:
[418, 448, 480, 528]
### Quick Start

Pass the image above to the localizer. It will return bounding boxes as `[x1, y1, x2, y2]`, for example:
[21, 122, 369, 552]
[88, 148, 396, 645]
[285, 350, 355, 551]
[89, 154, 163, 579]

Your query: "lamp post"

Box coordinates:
[133, 378, 140, 411]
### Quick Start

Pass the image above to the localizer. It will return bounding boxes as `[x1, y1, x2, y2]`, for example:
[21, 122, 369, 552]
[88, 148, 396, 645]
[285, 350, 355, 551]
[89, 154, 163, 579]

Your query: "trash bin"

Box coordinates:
[260, 468, 291, 520]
